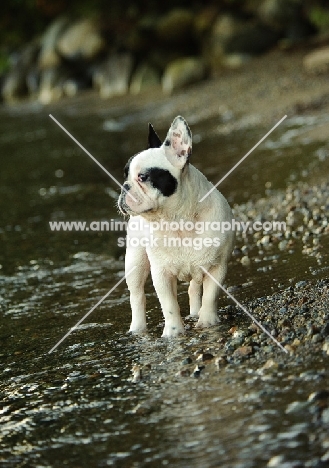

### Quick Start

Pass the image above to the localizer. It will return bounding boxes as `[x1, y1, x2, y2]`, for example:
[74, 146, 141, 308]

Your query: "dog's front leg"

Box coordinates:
[125, 246, 150, 333]
[151, 267, 184, 337]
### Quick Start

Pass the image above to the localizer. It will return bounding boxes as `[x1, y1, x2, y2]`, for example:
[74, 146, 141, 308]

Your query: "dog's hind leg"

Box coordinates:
[188, 279, 202, 317]
[125, 246, 150, 333]
[196, 261, 227, 328]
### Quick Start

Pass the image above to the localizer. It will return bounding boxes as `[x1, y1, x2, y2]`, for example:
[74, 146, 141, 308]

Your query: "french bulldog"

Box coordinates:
[118, 116, 235, 337]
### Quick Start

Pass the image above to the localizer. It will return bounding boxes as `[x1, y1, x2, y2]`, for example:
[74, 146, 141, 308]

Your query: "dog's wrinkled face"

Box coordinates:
[118, 116, 192, 216]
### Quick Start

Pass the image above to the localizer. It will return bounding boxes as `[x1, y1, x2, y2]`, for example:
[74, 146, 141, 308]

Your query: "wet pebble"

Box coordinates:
[196, 352, 214, 362]
[241, 255, 251, 266]
[308, 390, 329, 403]
[321, 323, 329, 336]
[322, 451, 329, 462]
[182, 356, 192, 365]
[131, 402, 153, 415]
[322, 409, 329, 424]
[192, 364, 205, 378]
[285, 401, 310, 415]
[131, 365, 142, 383]
[295, 281, 307, 289]
[267, 455, 284, 467]
[214, 355, 228, 368]
[262, 359, 279, 370]
[322, 341, 329, 355]
[176, 368, 191, 377]
[278, 240, 288, 250]
[233, 345, 253, 358]
[311, 333, 323, 343]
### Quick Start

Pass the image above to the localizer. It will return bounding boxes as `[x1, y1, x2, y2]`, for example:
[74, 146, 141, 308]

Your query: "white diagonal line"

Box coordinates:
[199, 115, 287, 202]
[201, 267, 288, 354]
[49, 114, 137, 202]
[48, 266, 137, 354]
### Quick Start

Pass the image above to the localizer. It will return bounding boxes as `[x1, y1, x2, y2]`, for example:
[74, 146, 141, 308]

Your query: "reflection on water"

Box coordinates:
[1, 103, 329, 467]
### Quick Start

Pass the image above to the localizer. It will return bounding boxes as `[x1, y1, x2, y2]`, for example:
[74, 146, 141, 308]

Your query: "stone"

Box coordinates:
[156, 9, 194, 45]
[131, 365, 142, 383]
[131, 402, 152, 415]
[162, 57, 205, 94]
[182, 356, 192, 365]
[215, 355, 228, 368]
[2, 42, 39, 101]
[311, 333, 323, 343]
[208, 14, 278, 70]
[233, 345, 253, 358]
[38, 67, 67, 104]
[285, 401, 310, 414]
[258, 0, 303, 30]
[130, 64, 160, 95]
[322, 451, 329, 462]
[194, 6, 218, 38]
[124, 16, 157, 53]
[221, 53, 251, 69]
[322, 408, 329, 424]
[267, 455, 285, 467]
[224, 22, 279, 55]
[284, 344, 295, 353]
[262, 358, 279, 370]
[38, 16, 69, 69]
[303, 47, 329, 75]
[57, 18, 105, 61]
[308, 390, 329, 402]
[322, 341, 329, 355]
[94, 53, 134, 99]
[62, 78, 87, 97]
[2, 69, 27, 101]
[241, 255, 251, 266]
[176, 368, 190, 377]
[193, 364, 205, 378]
[196, 352, 214, 362]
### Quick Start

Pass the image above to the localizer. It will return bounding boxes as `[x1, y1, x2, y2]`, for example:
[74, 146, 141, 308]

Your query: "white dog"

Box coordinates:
[118, 116, 235, 337]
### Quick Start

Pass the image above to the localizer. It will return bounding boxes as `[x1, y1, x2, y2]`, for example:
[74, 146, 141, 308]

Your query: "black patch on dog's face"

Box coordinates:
[147, 167, 177, 197]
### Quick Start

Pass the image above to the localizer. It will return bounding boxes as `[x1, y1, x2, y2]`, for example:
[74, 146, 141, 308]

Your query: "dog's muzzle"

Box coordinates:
[118, 183, 131, 214]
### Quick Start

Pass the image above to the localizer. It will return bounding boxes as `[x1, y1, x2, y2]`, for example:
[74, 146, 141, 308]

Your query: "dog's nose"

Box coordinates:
[122, 182, 130, 193]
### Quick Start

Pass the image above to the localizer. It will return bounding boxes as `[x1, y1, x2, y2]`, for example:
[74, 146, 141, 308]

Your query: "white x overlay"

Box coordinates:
[49, 114, 137, 202]
[199, 115, 287, 202]
[49, 114, 289, 354]
[201, 267, 288, 353]
[48, 267, 137, 353]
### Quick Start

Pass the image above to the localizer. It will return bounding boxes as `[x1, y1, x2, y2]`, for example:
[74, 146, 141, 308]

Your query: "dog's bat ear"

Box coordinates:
[162, 116, 192, 169]
[148, 123, 162, 148]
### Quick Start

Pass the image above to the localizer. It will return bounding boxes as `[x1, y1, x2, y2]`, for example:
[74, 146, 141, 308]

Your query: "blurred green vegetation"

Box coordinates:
[0, 0, 136, 48]
[309, 6, 329, 31]
[0, 0, 250, 49]
[2, 0, 329, 52]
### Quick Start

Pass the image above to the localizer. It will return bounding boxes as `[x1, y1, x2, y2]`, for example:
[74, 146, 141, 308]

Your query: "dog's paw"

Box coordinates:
[161, 323, 185, 338]
[129, 323, 147, 334]
[195, 315, 219, 329]
[188, 309, 200, 318]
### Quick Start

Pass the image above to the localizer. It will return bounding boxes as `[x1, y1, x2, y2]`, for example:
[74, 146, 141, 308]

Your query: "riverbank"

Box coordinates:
[1, 43, 329, 467]
[5, 45, 329, 131]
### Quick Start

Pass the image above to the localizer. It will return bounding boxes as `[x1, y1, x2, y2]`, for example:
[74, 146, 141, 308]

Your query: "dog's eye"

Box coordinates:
[138, 173, 149, 183]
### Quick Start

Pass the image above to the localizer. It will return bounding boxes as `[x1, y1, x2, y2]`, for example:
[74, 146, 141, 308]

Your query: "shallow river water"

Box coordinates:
[1, 97, 329, 467]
